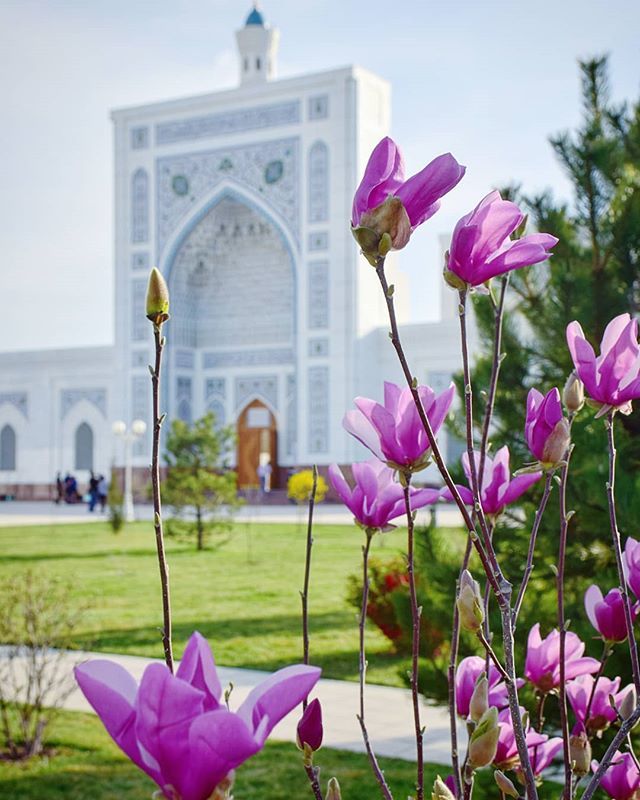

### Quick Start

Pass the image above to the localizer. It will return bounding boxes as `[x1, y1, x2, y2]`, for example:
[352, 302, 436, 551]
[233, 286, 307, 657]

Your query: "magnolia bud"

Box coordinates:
[469, 674, 489, 724]
[443, 251, 467, 291]
[541, 418, 571, 465]
[146, 267, 170, 325]
[563, 372, 584, 413]
[457, 570, 484, 633]
[618, 687, 638, 722]
[468, 707, 500, 768]
[569, 724, 591, 777]
[296, 698, 323, 752]
[431, 775, 456, 800]
[325, 777, 342, 800]
[494, 770, 519, 798]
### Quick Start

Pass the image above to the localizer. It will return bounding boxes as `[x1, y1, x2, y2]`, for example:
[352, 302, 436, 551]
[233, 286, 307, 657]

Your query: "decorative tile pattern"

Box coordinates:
[308, 337, 329, 357]
[60, 389, 107, 420]
[175, 350, 194, 369]
[235, 376, 278, 412]
[131, 127, 149, 150]
[308, 260, 329, 329]
[131, 279, 147, 341]
[205, 378, 226, 400]
[308, 366, 329, 454]
[131, 376, 149, 456]
[308, 95, 329, 121]
[131, 350, 148, 368]
[131, 168, 149, 244]
[202, 348, 294, 368]
[286, 374, 297, 458]
[176, 377, 192, 424]
[132, 252, 150, 271]
[155, 101, 300, 145]
[0, 392, 28, 419]
[156, 138, 300, 254]
[308, 231, 328, 251]
[169, 197, 295, 349]
[308, 141, 329, 223]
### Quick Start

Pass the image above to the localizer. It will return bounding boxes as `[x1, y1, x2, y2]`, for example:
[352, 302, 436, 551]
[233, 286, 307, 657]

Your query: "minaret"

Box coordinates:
[235, 4, 280, 85]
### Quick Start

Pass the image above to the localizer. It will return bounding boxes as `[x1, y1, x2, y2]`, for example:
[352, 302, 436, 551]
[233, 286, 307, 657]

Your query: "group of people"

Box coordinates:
[55, 471, 108, 512]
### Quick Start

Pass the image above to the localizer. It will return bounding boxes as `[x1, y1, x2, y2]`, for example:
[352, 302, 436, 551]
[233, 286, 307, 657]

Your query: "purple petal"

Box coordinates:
[501, 472, 542, 506]
[476, 233, 557, 282]
[584, 585, 603, 632]
[176, 632, 222, 712]
[180, 709, 262, 800]
[237, 664, 321, 746]
[352, 137, 405, 225]
[395, 153, 465, 227]
[343, 408, 385, 461]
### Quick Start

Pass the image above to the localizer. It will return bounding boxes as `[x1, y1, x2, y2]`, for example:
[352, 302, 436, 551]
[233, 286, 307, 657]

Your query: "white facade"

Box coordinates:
[0, 7, 469, 495]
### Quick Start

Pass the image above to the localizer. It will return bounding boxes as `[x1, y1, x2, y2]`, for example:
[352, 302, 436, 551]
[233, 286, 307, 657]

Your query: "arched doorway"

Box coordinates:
[237, 399, 278, 489]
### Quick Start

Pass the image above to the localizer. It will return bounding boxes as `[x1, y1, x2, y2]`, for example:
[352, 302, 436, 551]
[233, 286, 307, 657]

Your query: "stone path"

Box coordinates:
[1, 646, 461, 766]
[0, 500, 464, 529]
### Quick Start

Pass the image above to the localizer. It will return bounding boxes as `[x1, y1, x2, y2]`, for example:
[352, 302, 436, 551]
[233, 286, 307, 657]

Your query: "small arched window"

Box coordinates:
[75, 423, 94, 471]
[177, 400, 192, 425]
[0, 425, 16, 470]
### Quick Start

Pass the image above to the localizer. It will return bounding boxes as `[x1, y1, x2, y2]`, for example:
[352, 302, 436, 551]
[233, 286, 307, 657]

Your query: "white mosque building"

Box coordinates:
[0, 7, 468, 498]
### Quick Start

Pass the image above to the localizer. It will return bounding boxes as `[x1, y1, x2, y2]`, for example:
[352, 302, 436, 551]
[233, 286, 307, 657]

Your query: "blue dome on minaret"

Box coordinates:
[245, 6, 265, 26]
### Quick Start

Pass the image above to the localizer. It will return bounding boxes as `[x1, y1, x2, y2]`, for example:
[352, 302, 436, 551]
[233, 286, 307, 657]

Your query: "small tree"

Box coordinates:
[107, 467, 124, 533]
[0, 572, 83, 759]
[163, 412, 241, 551]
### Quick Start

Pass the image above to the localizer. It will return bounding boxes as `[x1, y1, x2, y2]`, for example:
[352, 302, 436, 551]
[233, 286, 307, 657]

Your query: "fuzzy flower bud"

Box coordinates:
[457, 570, 484, 634]
[469, 674, 489, 724]
[325, 777, 342, 800]
[494, 770, 519, 798]
[431, 775, 456, 800]
[563, 372, 585, 413]
[146, 267, 170, 326]
[296, 698, 323, 753]
[541, 418, 571, 465]
[468, 707, 500, 769]
[569, 724, 591, 777]
[619, 686, 638, 722]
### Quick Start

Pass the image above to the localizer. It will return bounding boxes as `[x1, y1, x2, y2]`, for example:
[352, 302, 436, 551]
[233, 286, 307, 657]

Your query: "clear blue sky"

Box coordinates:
[0, 0, 638, 351]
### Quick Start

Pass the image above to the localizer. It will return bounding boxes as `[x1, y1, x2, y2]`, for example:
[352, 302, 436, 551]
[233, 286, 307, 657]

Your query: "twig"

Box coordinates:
[478, 274, 509, 489]
[151, 326, 173, 673]
[477, 629, 509, 681]
[605, 412, 640, 692]
[301, 465, 319, 700]
[375, 260, 537, 799]
[581, 706, 640, 800]
[358, 529, 394, 800]
[304, 764, 324, 800]
[513, 473, 554, 628]
[557, 451, 573, 798]
[584, 644, 612, 726]
[403, 476, 424, 800]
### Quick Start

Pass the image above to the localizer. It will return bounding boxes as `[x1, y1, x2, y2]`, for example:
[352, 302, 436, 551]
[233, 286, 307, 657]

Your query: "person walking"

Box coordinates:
[97, 474, 108, 513]
[88, 472, 99, 513]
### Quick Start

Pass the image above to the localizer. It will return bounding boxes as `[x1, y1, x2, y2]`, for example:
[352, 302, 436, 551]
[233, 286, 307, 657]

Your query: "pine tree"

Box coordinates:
[454, 56, 640, 671]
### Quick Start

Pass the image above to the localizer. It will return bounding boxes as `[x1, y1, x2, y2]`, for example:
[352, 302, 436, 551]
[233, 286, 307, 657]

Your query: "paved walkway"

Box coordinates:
[0, 646, 460, 766]
[0, 500, 464, 529]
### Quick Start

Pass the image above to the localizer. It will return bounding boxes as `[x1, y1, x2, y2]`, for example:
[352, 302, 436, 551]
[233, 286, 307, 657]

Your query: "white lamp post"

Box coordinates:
[112, 419, 147, 522]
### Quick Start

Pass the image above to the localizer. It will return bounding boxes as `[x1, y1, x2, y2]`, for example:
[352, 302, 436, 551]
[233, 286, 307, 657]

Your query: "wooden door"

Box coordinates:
[237, 399, 278, 489]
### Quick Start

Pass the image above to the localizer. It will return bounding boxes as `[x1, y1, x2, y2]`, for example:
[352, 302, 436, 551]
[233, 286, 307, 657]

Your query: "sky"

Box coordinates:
[0, 0, 638, 352]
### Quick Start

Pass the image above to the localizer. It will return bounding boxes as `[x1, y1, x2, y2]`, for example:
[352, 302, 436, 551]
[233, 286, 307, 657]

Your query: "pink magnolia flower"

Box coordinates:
[455, 656, 524, 718]
[528, 736, 563, 778]
[584, 585, 635, 643]
[623, 537, 640, 599]
[566, 313, 640, 415]
[296, 698, 323, 752]
[524, 623, 599, 693]
[343, 381, 455, 472]
[493, 707, 546, 770]
[351, 137, 465, 259]
[328, 460, 439, 531]
[75, 632, 321, 800]
[441, 446, 542, 517]
[445, 191, 558, 288]
[525, 387, 570, 466]
[567, 674, 633, 734]
[593, 752, 640, 800]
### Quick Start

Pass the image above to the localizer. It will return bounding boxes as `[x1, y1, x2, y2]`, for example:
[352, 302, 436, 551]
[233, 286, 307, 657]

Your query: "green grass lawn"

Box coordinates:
[0, 706, 546, 800]
[0, 519, 414, 686]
